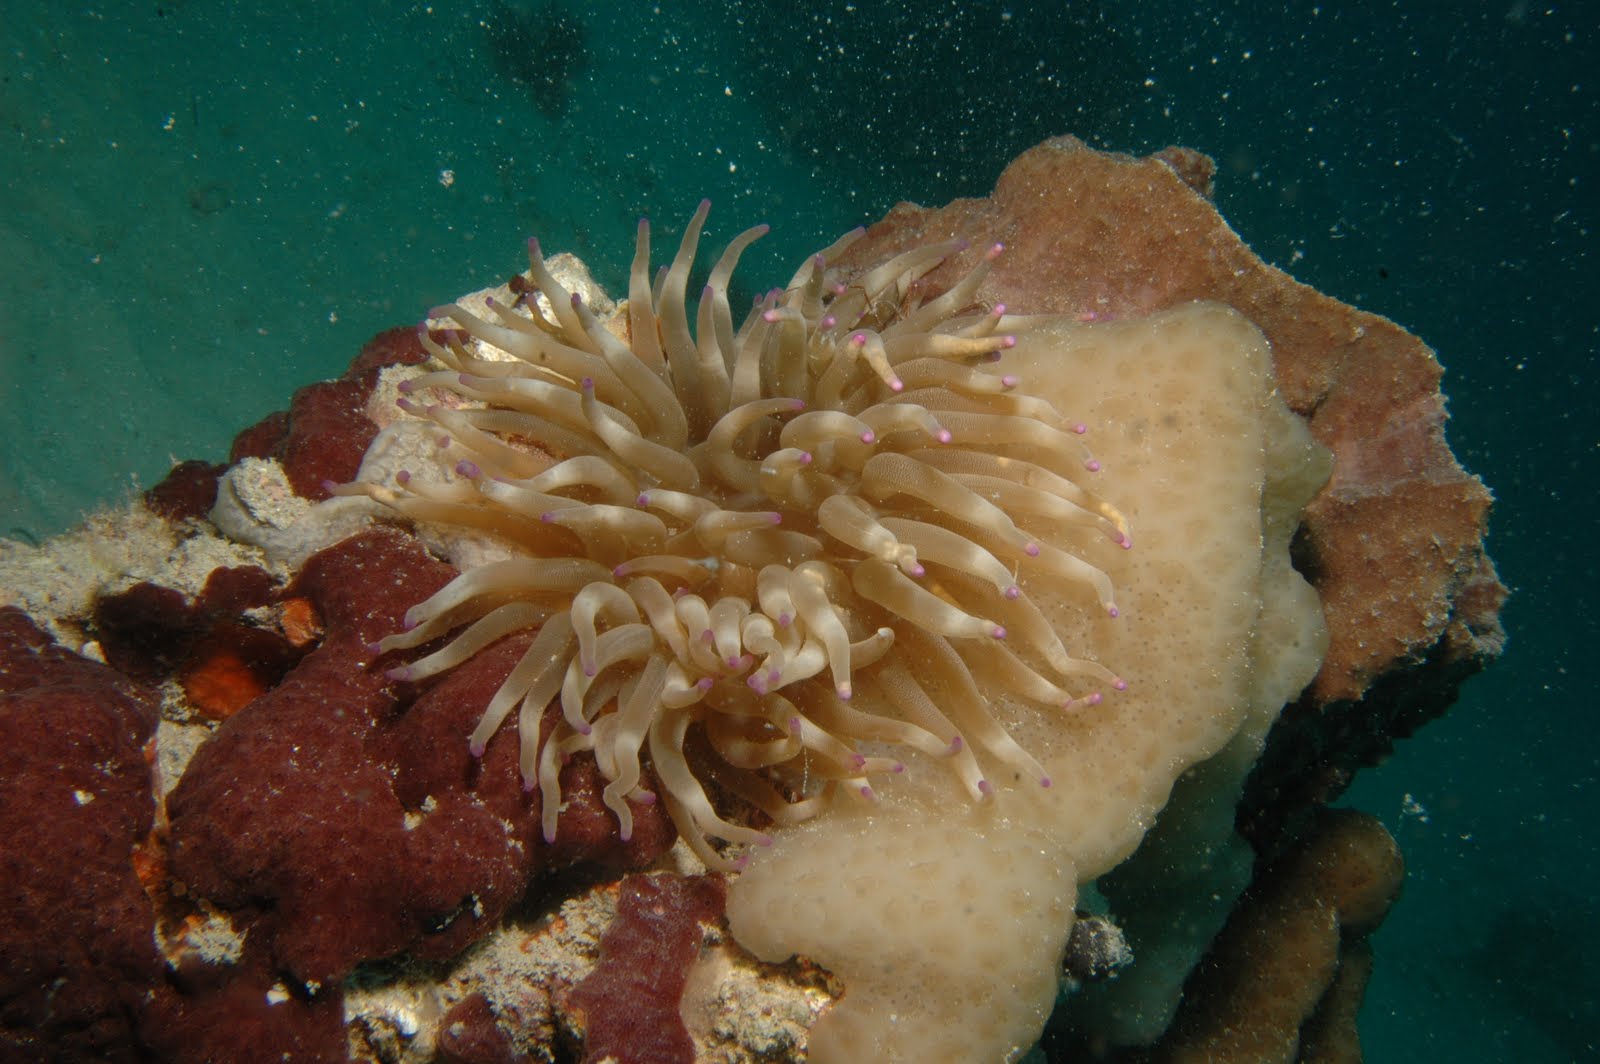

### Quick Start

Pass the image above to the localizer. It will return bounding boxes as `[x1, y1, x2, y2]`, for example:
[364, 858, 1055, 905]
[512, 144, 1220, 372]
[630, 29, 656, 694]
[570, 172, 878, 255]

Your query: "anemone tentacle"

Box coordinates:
[353, 205, 1130, 871]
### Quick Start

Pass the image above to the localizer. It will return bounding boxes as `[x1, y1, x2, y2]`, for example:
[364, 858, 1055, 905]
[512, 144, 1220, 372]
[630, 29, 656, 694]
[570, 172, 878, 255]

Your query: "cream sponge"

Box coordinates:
[726, 302, 1331, 1061]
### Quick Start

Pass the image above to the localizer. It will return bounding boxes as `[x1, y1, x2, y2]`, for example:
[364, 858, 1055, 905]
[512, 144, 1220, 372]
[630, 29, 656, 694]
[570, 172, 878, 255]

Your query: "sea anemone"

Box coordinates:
[344, 201, 1130, 871]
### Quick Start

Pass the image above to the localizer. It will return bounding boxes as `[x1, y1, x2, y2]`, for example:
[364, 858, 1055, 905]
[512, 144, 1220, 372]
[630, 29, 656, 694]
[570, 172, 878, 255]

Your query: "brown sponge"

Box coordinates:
[1153, 809, 1404, 1063]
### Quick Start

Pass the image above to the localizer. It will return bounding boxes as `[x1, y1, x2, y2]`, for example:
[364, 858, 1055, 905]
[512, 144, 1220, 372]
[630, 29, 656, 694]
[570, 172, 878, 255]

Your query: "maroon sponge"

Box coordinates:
[569, 874, 727, 1064]
[437, 992, 520, 1064]
[149, 325, 428, 519]
[226, 325, 429, 502]
[166, 527, 675, 992]
[144, 458, 228, 522]
[0, 607, 162, 1061]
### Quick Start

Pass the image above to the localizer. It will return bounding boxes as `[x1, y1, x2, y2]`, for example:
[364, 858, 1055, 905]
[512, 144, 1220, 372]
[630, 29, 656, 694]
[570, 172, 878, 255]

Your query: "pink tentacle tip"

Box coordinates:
[396, 470, 412, 485]
[468, 740, 487, 759]
[977, 779, 995, 798]
[364, 642, 384, 657]
[1000, 374, 1019, 388]
[850, 332, 867, 347]
[850, 753, 867, 769]
[540, 512, 557, 523]
[992, 302, 1008, 317]
[577, 723, 593, 736]
[1107, 604, 1120, 619]
[1000, 335, 1017, 349]
[768, 512, 783, 525]
[636, 790, 658, 806]
[859, 785, 877, 801]
[435, 435, 451, 449]
[820, 315, 837, 329]
[1039, 775, 1053, 788]
[747, 675, 768, 695]
[733, 853, 752, 871]
[397, 379, 415, 394]
[580, 376, 595, 391]
[789, 398, 808, 411]
[859, 430, 876, 445]
[1085, 692, 1104, 706]
[990, 625, 1008, 639]
[892, 761, 906, 774]
[697, 677, 715, 691]
[935, 428, 952, 444]
[455, 459, 482, 479]
[837, 682, 853, 700]
[777, 612, 793, 627]
[541, 823, 556, 842]
[887, 377, 904, 393]
[1004, 585, 1021, 600]
[320, 479, 339, 495]
[986, 241, 1005, 259]
[1072, 423, 1089, 435]
[636, 493, 651, 507]
[761, 308, 781, 323]
[618, 826, 633, 843]
[798, 451, 814, 466]
[385, 666, 412, 682]
[1085, 459, 1103, 472]
[1024, 542, 1041, 558]
[910, 564, 926, 578]
[789, 716, 803, 735]
[757, 832, 775, 847]
[1112, 677, 1128, 691]
[570, 292, 584, 308]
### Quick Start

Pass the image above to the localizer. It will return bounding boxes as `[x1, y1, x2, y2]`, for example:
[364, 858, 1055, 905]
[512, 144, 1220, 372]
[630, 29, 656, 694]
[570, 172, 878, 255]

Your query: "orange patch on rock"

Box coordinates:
[279, 596, 323, 647]
[182, 648, 268, 719]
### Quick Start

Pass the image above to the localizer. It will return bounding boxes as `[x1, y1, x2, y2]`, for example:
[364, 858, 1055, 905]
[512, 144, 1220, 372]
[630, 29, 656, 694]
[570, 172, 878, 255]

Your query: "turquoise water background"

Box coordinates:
[2, 2, 1593, 1059]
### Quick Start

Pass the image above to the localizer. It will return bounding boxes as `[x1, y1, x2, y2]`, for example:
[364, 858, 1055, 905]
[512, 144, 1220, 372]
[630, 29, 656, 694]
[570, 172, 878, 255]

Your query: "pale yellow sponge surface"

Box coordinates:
[726, 302, 1330, 1062]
